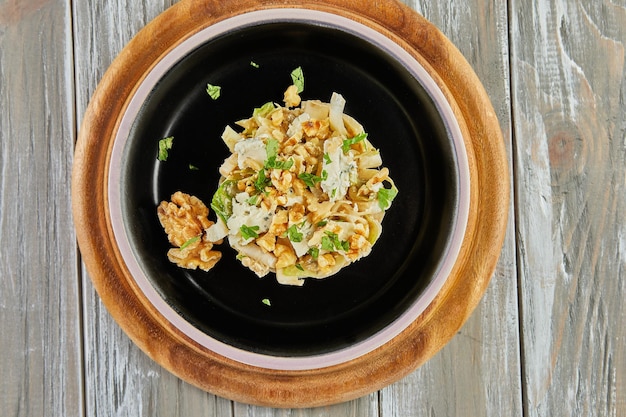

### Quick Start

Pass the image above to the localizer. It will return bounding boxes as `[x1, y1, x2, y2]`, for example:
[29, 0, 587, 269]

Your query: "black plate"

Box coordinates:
[120, 21, 459, 357]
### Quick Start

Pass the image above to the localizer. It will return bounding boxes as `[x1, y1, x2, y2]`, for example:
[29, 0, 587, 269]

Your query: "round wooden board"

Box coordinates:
[72, 0, 509, 408]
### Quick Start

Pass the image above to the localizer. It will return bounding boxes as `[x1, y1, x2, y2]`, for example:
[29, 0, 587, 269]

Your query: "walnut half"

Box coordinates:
[157, 191, 221, 272]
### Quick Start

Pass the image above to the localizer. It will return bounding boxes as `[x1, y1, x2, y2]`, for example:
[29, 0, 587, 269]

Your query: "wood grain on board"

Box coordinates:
[511, 0, 626, 415]
[380, 1, 522, 416]
[0, 1, 82, 416]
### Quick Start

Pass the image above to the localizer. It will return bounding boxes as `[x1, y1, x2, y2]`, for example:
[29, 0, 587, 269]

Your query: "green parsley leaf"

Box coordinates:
[296, 264, 304, 271]
[321, 235, 335, 251]
[261, 298, 271, 306]
[286, 224, 303, 243]
[316, 220, 328, 227]
[308, 247, 320, 260]
[246, 195, 260, 206]
[240, 225, 260, 240]
[322, 231, 349, 252]
[323, 153, 332, 164]
[298, 172, 323, 188]
[377, 186, 398, 210]
[254, 169, 271, 193]
[266, 157, 294, 170]
[342, 132, 368, 153]
[263, 138, 293, 170]
[250, 61, 260, 68]
[206, 83, 221, 100]
[290, 66, 304, 93]
[179, 236, 200, 250]
[189, 164, 199, 171]
[157, 136, 174, 161]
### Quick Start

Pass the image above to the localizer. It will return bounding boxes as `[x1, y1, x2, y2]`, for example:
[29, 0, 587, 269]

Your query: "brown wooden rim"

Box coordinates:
[72, 0, 509, 408]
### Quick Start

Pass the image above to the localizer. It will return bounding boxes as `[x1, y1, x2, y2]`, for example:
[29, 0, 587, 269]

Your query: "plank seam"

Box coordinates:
[68, 0, 87, 415]
[506, 0, 529, 416]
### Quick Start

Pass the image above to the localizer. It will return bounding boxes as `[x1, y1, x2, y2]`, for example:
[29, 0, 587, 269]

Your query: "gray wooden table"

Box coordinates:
[1, 0, 624, 416]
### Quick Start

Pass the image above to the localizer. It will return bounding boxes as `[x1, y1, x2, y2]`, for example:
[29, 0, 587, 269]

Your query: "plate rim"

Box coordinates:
[72, 0, 509, 408]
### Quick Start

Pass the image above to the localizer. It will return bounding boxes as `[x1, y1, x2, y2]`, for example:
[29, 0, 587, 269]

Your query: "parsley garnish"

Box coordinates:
[179, 236, 200, 250]
[290, 67, 304, 93]
[250, 61, 260, 68]
[321, 231, 349, 252]
[240, 225, 260, 240]
[296, 264, 304, 271]
[377, 187, 398, 210]
[323, 153, 332, 164]
[246, 195, 260, 206]
[264, 138, 294, 170]
[254, 169, 271, 193]
[261, 298, 271, 306]
[308, 247, 320, 260]
[189, 164, 199, 171]
[157, 136, 174, 161]
[298, 172, 324, 187]
[316, 220, 328, 227]
[342, 132, 368, 153]
[206, 83, 221, 100]
[286, 224, 303, 243]
[321, 235, 335, 251]
[267, 159, 294, 170]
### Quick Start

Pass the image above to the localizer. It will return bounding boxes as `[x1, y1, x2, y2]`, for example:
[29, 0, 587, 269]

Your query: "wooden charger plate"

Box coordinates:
[72, 0, 509, 408]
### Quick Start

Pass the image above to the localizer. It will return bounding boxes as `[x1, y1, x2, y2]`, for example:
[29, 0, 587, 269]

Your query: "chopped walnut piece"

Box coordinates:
[157, 191, 221, 272]
[283, 84, 301, 108]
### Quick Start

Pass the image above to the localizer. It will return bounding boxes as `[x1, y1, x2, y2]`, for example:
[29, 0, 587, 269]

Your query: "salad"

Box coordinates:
[158, 76, 397, 286]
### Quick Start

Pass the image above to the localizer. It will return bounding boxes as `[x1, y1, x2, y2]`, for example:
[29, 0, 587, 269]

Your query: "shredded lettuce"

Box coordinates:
[211, 180, 236, 224]
[157, 136, 174, 161]
[290, 67, 304, 93]
[377, 186, 398, 210]
[253, 102, 275, 118]
[206, 83, 221, 100]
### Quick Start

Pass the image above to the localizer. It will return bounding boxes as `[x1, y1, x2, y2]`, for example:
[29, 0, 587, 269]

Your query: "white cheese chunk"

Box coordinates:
[321, 137, 356, 202]
[227, 192, 273, 242]
[234, 137, 266, 169]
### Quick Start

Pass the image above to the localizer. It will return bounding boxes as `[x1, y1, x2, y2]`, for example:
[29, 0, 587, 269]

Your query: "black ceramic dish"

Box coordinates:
[114, 18, 462, 363]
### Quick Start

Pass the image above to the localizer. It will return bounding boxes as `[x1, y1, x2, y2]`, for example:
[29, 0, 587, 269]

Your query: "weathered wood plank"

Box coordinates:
[233, 393, 379, 417]
[73, 1, 232, 415]
[381, 1, 523, 416]
[511, 0, 626, 415]
[0, 1, 83, 416]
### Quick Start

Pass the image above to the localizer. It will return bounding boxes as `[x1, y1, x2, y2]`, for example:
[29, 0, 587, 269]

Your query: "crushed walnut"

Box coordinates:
[157, 191, 222, 272]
